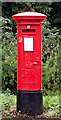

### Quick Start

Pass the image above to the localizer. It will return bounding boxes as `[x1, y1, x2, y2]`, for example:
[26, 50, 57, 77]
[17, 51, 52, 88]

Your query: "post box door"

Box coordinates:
[17, 25, 42, 90]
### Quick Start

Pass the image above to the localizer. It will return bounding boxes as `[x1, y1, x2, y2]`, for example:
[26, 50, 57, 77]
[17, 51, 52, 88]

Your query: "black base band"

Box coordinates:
[17, 90, 43, 115]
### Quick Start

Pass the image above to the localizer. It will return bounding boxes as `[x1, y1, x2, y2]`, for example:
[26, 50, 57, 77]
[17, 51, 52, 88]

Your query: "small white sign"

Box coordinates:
[24, 37, 33, 51]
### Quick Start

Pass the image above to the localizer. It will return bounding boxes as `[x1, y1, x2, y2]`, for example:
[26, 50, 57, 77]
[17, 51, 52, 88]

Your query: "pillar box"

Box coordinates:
[12, 11, 47, 115]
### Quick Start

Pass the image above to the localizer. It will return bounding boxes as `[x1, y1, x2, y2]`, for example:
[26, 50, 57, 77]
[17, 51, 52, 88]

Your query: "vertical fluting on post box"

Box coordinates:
[12, 11, 47, 115]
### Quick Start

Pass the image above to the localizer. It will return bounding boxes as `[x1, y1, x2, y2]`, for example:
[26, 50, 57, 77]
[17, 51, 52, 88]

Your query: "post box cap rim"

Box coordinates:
[12, 11, 46, 17]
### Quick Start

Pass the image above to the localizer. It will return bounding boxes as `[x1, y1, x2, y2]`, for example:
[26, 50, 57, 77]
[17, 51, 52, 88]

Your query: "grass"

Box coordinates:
[43, 95, 60, 116]
[0, 90, 60, 117]
[0, 92, 16, 114]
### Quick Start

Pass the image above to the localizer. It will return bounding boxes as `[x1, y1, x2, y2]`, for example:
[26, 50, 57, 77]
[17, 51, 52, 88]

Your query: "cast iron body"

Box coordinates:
[12, 11, 47, 115]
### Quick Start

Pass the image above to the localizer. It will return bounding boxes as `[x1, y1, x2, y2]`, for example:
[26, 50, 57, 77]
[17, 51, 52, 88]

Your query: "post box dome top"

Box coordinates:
[12, 11, 47, 20]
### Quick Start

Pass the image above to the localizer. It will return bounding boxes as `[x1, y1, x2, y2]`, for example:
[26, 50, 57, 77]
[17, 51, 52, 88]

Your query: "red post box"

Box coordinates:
[12, 11, 47, 115]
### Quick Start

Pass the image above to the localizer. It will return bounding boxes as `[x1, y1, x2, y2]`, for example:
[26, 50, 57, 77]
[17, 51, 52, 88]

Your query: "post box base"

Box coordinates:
[17, 90, 43, 115]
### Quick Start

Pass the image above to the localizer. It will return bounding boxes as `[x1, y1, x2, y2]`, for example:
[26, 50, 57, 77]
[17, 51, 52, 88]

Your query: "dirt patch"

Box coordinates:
[1, 108, 61, 120]
[2, 113, 61, 120]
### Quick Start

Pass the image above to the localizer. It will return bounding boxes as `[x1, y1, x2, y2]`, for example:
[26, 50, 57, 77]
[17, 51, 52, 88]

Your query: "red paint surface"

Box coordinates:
[12, 11, 47, 90]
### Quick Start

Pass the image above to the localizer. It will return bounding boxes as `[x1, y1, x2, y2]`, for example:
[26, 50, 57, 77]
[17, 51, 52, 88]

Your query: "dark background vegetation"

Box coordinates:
[2, 2, 61, 95]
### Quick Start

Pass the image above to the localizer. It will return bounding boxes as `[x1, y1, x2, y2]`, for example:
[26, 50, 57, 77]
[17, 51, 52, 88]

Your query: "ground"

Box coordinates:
[1, 111, 61, 120]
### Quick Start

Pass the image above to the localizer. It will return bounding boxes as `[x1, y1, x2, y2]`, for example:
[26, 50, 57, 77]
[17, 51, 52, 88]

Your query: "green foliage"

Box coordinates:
[2, 17, 17, 93]
[6, 116, 11, 120]
[0, 89, 16, 113]
[42, 20, 60, 94]
[43, 95, 60, 115]
[48, 2, 61, 32]
[2, 2, 52, 17]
